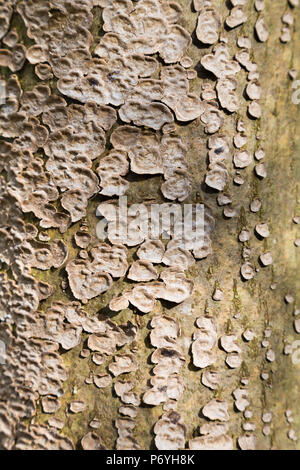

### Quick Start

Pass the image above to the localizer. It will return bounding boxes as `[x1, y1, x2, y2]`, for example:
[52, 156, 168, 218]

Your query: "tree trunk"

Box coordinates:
[0, 0, 299, 451]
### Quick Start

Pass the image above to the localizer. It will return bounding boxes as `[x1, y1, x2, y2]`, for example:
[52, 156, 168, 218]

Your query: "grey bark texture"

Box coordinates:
[0, 0, 299, 450]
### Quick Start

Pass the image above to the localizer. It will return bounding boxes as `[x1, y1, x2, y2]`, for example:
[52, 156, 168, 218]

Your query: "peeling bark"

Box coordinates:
[0, 0, 299, 450]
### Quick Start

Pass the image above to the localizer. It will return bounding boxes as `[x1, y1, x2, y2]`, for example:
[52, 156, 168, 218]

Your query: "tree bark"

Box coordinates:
[0, 0, 299, 450]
